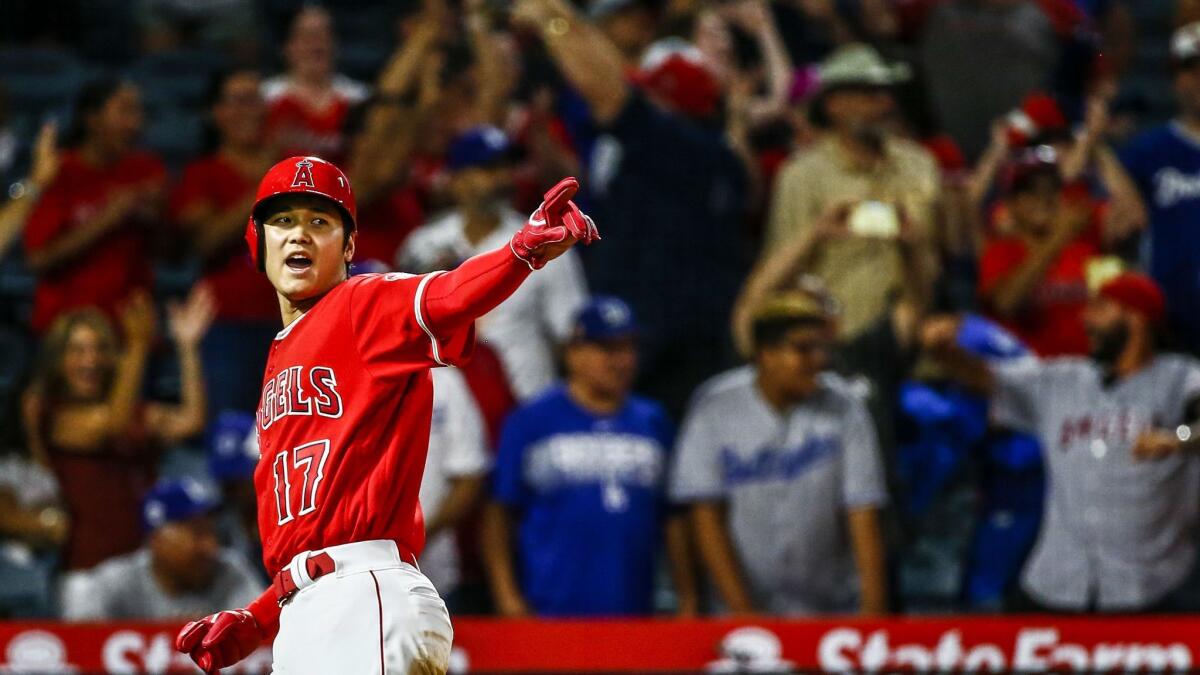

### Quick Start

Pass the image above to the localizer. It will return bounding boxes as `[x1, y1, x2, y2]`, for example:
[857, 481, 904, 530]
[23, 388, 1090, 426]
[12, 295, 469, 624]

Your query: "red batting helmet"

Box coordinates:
[244, 156, 357, 271]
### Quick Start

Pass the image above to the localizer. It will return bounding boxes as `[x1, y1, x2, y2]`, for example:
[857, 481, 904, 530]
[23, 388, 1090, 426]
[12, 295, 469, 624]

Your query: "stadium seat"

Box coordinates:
[337, 42, 390, 83]
[140, 106, 205, 172]
[0, 48, 87, 133]
[127, 49, 229, 110]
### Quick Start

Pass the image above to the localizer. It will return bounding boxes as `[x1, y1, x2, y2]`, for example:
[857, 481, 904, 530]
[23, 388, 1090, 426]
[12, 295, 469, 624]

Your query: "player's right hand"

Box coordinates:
[175, 608, 265, 674]
[510, 177, 599, 270]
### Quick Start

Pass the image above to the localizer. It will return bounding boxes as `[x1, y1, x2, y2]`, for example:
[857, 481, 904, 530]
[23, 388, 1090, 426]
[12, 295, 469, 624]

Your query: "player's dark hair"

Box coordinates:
[64, 77, 128, 148]
[752, 315, 825, 352]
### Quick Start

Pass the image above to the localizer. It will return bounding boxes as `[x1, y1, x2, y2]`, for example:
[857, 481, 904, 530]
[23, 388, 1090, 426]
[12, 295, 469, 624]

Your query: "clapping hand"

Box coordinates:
[168, 284, 217, 349]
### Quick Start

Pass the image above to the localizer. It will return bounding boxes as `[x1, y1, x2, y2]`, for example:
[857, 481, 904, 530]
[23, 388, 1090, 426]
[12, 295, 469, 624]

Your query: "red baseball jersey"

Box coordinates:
[253, 272, 475, 574]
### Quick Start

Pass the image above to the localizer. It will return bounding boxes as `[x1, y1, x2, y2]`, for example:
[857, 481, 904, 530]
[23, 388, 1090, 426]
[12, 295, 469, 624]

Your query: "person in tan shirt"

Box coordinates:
[766, 44, 940, 338]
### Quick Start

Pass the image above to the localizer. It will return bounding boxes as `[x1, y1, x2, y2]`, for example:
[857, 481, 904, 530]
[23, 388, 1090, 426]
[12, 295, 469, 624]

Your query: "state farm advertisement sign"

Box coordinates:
[1, 617, 1197, 673]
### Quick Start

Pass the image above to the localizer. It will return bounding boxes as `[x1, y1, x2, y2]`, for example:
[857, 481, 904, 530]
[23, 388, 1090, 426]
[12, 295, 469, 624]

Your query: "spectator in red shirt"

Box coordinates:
[171, 68, 280, 415]
[262, 5, 369, 162]
[27, 286, 211, 585]
[24, 79, 167, 334]
[979, 150, 1098, 357]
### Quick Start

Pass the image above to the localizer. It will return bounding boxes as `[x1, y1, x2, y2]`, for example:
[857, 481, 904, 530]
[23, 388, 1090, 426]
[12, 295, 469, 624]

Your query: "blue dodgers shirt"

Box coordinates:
[1120, 122, 1200, 346]
[492, 385, 673, 616]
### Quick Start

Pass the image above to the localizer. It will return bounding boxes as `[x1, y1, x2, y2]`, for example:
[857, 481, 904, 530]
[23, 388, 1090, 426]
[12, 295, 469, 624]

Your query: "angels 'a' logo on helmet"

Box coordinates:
[292, 159, 316, 188]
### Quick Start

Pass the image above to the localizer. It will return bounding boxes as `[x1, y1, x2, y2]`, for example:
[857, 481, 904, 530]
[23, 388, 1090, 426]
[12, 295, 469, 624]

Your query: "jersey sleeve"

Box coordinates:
[990, 356, 1047, 433]
[668, 396, 725, 503]
[839, 396, 888, 509]
[1180, 358, 1200, 401]
[492, 409, 532, 508]
[1166, 356, 1200, 423]
[349, 273, 476, 378]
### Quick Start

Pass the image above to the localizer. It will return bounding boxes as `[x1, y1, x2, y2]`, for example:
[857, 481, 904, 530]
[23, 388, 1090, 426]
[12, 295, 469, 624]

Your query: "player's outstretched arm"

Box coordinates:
[421, 177, 599, 336]
[175, 587, 281, 674]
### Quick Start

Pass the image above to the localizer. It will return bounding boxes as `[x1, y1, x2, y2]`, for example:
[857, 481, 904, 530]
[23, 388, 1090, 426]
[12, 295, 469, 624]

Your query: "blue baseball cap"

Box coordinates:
[142, 477, 218, 532]
[207, 410, 259, 482]
[571, 296, 639, 343]
[956, 314, 1029, 360]
[446, 125, 515, 172]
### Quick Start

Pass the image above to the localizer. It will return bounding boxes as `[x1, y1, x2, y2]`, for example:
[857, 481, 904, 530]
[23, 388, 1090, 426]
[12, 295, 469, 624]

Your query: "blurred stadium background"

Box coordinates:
[2, 0, 1200, 672]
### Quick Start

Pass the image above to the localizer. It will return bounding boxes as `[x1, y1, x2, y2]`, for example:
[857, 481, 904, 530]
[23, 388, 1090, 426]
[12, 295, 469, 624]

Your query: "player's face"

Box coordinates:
[150, 515, 220, 592]
[759, 325, 829, 400]
[566, 337, 638, 400]
[60, 323, 112, 401]
[262, 194, 354, 302]
[213, 71, 264, 148]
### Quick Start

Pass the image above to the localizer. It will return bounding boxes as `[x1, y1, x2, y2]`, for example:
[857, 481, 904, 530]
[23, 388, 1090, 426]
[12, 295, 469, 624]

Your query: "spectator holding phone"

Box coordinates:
[979, 149, 1099, 357]
[766, 44, 939, 340]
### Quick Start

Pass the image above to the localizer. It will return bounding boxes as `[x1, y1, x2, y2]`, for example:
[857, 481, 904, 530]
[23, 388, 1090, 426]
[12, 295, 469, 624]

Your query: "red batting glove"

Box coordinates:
[176, 608, 266, 674]
[510, 177, 600, 270]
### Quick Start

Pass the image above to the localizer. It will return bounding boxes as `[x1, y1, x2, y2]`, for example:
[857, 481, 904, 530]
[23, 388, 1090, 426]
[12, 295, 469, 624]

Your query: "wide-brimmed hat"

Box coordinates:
[751, 290, 831, 326]
[817, 43, 910, 93]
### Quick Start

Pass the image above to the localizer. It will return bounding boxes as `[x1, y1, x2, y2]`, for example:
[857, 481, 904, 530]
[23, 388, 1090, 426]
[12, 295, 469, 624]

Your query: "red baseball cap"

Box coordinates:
[634, 39, 721, 119]
[1006, 93, 1068, 147]
[1097, 272, 1166, 326]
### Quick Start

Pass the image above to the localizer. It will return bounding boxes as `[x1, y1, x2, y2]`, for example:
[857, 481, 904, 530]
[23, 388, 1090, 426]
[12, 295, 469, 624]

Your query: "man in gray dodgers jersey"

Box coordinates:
[924, 272, 1200, 612]
[670, 291, 889, 615]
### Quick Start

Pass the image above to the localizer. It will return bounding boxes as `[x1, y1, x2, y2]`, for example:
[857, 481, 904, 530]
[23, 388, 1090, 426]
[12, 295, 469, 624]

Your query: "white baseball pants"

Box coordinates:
[271, 539, 453, 674]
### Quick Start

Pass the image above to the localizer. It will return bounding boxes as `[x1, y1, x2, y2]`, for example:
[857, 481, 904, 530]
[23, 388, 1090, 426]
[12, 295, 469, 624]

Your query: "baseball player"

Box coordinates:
[173, 156, 597, 674]
[923, 272, 1200, 612]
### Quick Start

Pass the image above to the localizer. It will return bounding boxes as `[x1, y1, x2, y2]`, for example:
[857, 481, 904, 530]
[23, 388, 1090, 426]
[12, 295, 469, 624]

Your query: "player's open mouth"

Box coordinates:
[285, 254, 313, 272]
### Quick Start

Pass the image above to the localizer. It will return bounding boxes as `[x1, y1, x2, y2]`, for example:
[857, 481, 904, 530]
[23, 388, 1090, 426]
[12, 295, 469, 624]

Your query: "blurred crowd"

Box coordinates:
[2, 0, 1200, 621]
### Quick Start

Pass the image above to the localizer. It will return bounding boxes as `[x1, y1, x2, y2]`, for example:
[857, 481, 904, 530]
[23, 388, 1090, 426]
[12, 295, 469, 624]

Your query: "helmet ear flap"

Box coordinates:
[255, 219, 266, 272]
[245, 216, 265, 272]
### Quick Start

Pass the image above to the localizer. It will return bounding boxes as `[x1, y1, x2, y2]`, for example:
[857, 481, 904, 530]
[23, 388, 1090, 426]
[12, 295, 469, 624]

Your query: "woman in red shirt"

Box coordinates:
[261, 6, 368, 162]
[24, 78, 166, 334]
[28, 287, 212, 582]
